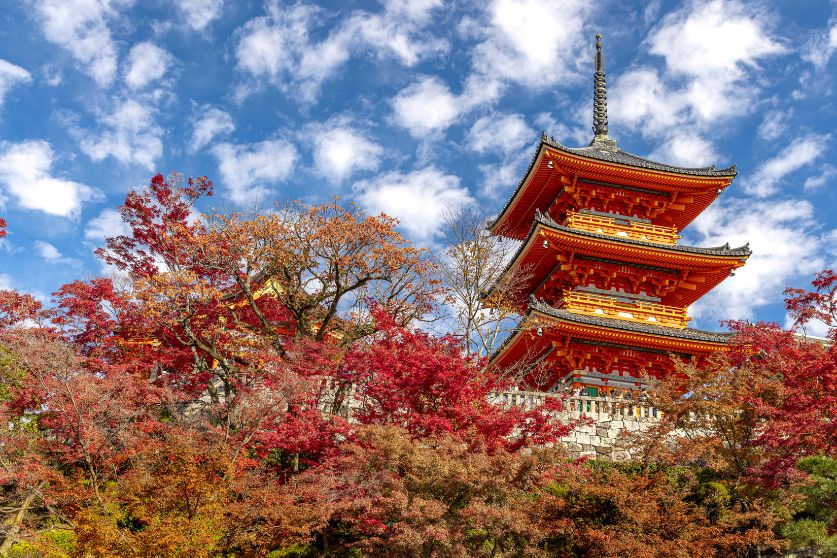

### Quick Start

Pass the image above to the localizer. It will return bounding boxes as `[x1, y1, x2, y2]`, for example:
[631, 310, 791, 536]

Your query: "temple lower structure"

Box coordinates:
[486, 34, 750, 396]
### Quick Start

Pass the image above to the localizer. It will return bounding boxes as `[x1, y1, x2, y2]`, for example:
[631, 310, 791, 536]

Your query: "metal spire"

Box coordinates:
[592, 33, 609, 138]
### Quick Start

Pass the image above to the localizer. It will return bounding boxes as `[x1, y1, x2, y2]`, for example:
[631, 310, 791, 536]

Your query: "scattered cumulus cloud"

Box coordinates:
[124, 42, 173, 89]
[32, 0, 128, 87]
[77, 98, 163, 170]
[466, 112, 535, 198]
[688, 198, 825, 322]
[610, 0, 784, 158]
[310, 121, 383, 184]
[470, 0, 590, 90]
[649, 132, 719, 167]
[478, 155, 529, 199]
[235, 0, 446, 102]
[804, 164, 837, 191]
[467, 113, 531, 155]
[803, 23, 837, 69]
[757, 108, 791, 141]
[211, 139, 298, 205]
[35, 240, 62, 261]
[178, 0, 224, 31]
[34, 240, 80, 266]
[354, 168, 474, 242]
[191, 107, 234, 151]
[647, 0, 784, 80]
[391, 77, 471, 137]
[0, 140, 97, 218]
[401, 0, 591, 138]
[85, 208, 131, 242]
[743, 135, 827, 197]
[784, 311, 832, 339]
[0, 60, 32, 110]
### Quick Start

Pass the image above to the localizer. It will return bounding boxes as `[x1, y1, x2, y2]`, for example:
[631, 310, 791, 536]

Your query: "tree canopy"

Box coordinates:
[0, 175, 833, 557]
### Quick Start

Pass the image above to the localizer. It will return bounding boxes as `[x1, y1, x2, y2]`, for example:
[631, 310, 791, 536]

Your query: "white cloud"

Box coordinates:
[34, 240, 80, 266]
[609, 69, 683, 137]
[804, 164, 837, 191]
[0, 274, 12, 290]
[470, 0, 590, 89]
[235, 1, 446, 102]
[757, 108, 790, 141]
[191, 107, 234, 151]
[35, 240, 62, 261]
[0, 60, 31, 110]
[211, 140, 298, 205]
[610, 0, 784, 157]
[235, 4, 312, 80]
[649, 132, 719, 167]
[744, 135, 827, 197]
[178, 0, 224, 31]
[478, 155, 528, 200]
[784, 312, 832, 339]
[354, 168, 474, 241]
[78, 98, 163, 170]
[466, 113, 535, 198]
[343, 0, 445, 67]
[688, 199, 825, 322]
[85, 208, 131, 241]
[0, 140, 97, 218]
[803, 23, 837, 69]
[391, 77, 463, 137]
[124, 42, 173, 89]
[398, 0, 589, 135]
[648, 0, 784, 79]
[311, 124, 383, 184]
[467, 113, 531, 155]
[33, 0, 128, 87]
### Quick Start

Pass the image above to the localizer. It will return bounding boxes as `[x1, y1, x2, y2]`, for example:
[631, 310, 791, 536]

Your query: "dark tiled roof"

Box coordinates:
[529, 298, 732, 344]
[484, 211, 749, 299]
[534, 210, 752, 257]
[489, 133, 737, 231]
[542, 133, 738, 178]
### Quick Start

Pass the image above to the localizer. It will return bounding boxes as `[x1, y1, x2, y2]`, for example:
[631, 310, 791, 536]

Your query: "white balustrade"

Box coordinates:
[490, 390, 661, 421]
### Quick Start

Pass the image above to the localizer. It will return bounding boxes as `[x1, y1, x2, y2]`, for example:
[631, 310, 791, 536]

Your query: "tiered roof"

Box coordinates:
[488, 210, 749, 309]
[488, 135, 738, 239]
[486, 34, 750, 386]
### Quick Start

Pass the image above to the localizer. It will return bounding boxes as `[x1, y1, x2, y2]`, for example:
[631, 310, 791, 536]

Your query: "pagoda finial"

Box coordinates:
[592, 33, 609, 138]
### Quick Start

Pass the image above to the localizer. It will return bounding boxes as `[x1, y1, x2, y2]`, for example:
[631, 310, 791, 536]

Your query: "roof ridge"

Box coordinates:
[534, 212, 752, 256]
[528, 298, 732, 343]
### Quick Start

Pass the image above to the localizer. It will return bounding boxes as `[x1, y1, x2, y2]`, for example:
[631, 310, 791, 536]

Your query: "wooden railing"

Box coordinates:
[561, 290, 689, 329]
[491, 391, 661, 421]
[564, 211, 679, 244]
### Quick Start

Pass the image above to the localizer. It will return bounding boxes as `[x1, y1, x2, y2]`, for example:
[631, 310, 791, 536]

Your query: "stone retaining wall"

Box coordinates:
[493, 391, 660, 460]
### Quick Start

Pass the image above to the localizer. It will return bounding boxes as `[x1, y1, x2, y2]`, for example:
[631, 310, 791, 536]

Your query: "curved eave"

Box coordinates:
[542, 134, 737, 178]
[489, 136, 737, 239]
[529, 302, 731, 347]
[491, 302, 729, 367]
[485, 213, 750, 304]
[534, 211, 751, 258]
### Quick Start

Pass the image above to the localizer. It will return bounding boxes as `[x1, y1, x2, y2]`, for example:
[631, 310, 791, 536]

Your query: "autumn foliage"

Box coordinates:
[0, 176, 833, 557]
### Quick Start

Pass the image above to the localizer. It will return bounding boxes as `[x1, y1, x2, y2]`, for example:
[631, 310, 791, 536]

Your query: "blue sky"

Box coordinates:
[0, 0, 835, 334]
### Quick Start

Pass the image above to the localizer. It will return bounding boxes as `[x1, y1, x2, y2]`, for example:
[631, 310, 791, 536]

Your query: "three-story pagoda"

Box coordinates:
[487, 35, 751, 396]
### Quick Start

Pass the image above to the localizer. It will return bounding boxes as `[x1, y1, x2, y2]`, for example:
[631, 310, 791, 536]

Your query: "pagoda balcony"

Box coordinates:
[563, 211, 680, 245]
[559, 290, 690, 329]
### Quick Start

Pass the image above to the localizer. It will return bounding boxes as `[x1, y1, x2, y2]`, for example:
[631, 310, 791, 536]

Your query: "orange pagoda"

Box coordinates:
[487, 35, 750, 396]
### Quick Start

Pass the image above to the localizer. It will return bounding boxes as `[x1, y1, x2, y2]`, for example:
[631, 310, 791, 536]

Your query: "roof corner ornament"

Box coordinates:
[590, 33, 617, 151]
